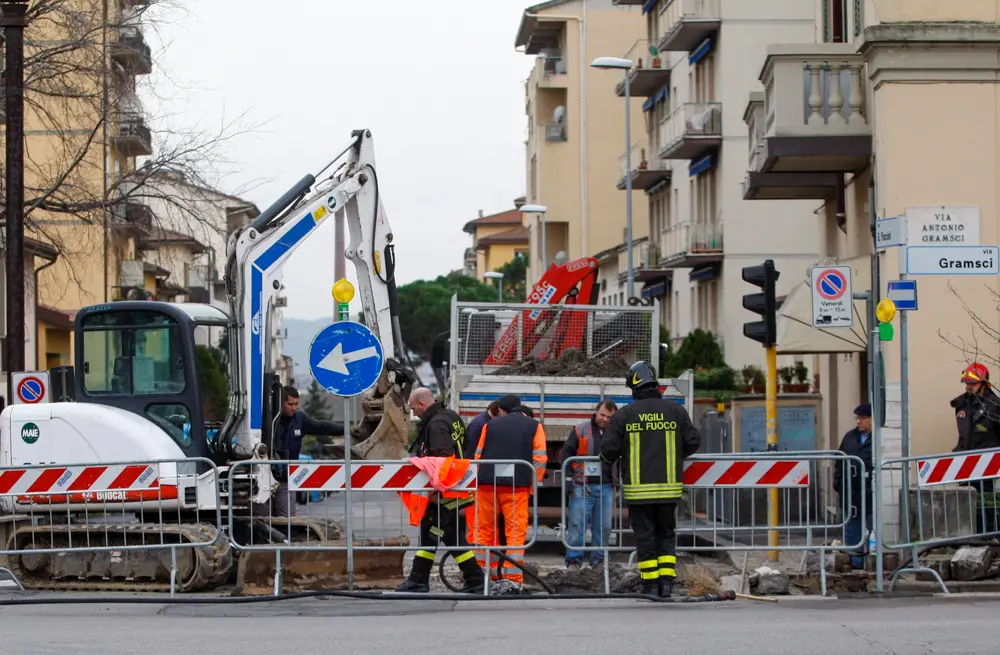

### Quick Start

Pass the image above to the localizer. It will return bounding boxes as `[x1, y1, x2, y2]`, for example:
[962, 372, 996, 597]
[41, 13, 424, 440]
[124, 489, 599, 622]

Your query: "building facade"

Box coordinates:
[463, 207, 530, 279]
[610, 0, 821, 368]
[516, 0, 650, 288]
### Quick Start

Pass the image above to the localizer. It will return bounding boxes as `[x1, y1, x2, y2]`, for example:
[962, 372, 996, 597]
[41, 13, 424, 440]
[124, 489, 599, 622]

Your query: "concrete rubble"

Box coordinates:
[749, 565, 790, 595]
[950, 546, 994, 581]
[491, 348, 631, 378]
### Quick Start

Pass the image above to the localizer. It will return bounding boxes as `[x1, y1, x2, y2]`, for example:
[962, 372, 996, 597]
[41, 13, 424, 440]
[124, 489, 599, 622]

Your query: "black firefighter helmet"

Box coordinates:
[626, 360, 658, 392]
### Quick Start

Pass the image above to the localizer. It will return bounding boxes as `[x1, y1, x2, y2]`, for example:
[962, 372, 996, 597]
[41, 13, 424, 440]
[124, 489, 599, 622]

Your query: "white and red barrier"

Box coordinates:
[289, 462, 479, 492]
[682, 458, 810, 488]
[0, 463, 159, 495]
[917, 451, 1000, 487]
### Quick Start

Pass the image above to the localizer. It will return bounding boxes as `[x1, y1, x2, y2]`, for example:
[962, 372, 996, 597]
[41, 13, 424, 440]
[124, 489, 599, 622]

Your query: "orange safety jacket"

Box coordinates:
[398, 456, 476, 526]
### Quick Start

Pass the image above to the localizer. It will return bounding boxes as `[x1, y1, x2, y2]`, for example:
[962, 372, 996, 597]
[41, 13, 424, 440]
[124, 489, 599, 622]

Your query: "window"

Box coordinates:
[146, 404, 193, 448]
[82, 311, 186, 396]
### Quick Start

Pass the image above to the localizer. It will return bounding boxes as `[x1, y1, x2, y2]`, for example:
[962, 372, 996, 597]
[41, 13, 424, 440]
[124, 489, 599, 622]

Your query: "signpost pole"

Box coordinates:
[897, 274, 917, 574]
[868, 177, 884, 592]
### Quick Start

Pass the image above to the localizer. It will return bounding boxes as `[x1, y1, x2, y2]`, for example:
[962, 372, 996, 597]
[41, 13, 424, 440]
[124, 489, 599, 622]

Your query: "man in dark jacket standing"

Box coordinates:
[560, 399, 617, 569]
[397, 387, 483, 594]
[951, 363, 1000, 525]
[601, 361, 700, 598]
[271, 386, 344, 517]
[834, 403, 873, 569]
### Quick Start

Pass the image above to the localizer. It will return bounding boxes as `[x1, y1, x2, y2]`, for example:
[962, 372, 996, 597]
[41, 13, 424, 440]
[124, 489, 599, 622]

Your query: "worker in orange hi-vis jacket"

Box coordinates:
[473, 394, 547, 587]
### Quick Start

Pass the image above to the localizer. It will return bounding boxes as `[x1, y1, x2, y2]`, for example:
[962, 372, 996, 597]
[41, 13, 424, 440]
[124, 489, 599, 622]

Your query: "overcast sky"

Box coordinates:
[146, 0, 532, 320]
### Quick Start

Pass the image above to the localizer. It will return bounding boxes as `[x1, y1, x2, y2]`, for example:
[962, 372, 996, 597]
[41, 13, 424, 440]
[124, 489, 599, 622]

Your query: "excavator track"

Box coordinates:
[5, 521, 233, 594]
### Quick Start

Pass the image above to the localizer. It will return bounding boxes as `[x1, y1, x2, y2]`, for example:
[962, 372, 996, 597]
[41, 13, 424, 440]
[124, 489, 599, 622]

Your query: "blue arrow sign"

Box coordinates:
[308, 321, 384, 397]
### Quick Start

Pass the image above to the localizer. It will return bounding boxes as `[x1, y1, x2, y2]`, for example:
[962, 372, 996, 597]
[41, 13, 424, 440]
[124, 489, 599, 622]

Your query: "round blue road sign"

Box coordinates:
[308, 321, 385, 397]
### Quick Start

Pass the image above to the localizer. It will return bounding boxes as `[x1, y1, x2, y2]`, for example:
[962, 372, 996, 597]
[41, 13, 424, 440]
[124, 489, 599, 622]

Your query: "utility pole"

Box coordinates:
[3, 1, 28, 388]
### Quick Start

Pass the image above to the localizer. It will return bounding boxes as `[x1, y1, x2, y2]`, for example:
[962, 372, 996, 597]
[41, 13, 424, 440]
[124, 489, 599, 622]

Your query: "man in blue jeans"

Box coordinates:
[560, 400, 617, 569]
[834, 403, 873, 569]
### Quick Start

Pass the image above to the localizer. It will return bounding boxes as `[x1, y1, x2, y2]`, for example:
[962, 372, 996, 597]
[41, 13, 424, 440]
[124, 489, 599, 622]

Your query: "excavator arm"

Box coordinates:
[218, 129, 414, 464]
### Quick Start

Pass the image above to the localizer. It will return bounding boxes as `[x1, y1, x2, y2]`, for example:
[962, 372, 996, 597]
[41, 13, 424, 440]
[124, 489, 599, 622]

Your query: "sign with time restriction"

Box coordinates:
[810, 265, 853, 328]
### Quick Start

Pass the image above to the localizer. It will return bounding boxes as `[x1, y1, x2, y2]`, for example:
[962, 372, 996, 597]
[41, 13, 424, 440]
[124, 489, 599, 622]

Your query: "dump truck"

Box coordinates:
[444, 295, 694, 543]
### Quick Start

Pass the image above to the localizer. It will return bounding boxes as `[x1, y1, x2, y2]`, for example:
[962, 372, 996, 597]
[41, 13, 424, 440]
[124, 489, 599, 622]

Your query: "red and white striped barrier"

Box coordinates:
[917, 451, 1000, 487]
[289, 462, 479, 492]
[0, 464, 159, 496]
[682, 459, 810, 488]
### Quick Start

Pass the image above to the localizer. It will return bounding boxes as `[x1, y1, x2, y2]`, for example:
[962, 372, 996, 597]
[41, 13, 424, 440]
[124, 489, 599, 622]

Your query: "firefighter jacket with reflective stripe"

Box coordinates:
[600, 395, 701, 504]
[474, 412, 547, 489]
[411, 403, 467, 459]
[398, 456, 475, 525]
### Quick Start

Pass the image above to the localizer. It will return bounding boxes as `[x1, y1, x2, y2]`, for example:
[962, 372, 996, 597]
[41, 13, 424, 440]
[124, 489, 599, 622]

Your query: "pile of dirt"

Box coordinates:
[491, 348, 631, 378]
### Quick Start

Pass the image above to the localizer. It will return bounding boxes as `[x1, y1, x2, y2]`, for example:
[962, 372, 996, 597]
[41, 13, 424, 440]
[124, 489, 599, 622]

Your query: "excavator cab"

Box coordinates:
[70, 300, 230, 464]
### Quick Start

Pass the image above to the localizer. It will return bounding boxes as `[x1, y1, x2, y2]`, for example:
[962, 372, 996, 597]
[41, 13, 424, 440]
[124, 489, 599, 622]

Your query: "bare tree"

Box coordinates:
[2, 0, 269, 307]
[937, 281, 1000, 371]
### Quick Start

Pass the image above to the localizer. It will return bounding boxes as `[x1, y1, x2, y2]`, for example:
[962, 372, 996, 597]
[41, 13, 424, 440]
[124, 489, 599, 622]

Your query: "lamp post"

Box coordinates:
[519, 204, 548, 275]
[483, 271, 504, 303]
[591, 56, 635, 299]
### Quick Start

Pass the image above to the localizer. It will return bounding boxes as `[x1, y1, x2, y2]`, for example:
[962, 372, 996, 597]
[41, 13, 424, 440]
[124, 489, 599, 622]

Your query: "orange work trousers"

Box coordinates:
[475, 486, 529, 583]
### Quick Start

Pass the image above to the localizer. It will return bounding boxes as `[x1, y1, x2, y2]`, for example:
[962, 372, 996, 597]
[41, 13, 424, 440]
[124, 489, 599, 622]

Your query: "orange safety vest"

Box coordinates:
[398, 456, 475, 526]
[570, 420, 602, 483]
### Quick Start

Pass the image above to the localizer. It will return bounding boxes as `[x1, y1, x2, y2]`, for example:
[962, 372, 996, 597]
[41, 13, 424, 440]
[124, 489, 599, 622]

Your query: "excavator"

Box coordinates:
[0, 130, 416, 592]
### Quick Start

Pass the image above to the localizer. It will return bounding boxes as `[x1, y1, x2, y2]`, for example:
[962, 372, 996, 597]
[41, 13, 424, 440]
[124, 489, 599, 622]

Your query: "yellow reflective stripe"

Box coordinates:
[454, 550, 476, 564]
[638, 559, 658, 570]
[629, 432, 640, 485]
[658, 555, 677, 564]
[415, 550, 436, 561]
[666, 429, 676, 485]
[640, 570, 660, 580]
[429, 526, 445, 537]
[659, 568, 676, 577]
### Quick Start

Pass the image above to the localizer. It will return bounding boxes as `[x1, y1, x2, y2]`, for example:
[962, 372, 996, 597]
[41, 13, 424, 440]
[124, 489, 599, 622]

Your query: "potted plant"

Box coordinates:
[649, 44, 662, 69]
[741, 365, 765, 394]
[788, 362, 811, 393]
[639, 147, 648, 170]
[778, 366, 795, 392]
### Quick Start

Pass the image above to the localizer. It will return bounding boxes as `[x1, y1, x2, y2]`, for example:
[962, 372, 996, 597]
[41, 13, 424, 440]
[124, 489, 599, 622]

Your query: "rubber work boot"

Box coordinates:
[457, 553, 486, 594]
[639, 582, 659, 597]
[658, 579, 673, 598]
[396, 554, 433, 593]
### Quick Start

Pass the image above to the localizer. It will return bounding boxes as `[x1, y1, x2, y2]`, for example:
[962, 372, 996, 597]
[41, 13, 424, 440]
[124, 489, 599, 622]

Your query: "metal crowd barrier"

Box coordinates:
[561, 451, 867, 595]
[227, 458, 538, 595]
[0, 457, 223, 597]
[881, 445, 1000, 594]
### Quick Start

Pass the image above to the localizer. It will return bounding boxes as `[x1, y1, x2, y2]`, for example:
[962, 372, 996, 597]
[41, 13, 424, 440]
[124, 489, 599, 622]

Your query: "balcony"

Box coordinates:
[659, 220, 724, 268]
[543, 123, 567, 142]
[755, 44, 871, 174]
[617, 140, 671, 191]
[659, 102, 721, 160]
[112, 114, 152, 157]
[615, 40, 671, 97]
[658, 0, 721, 53]
[743, 92, 841, 200]
[111, 26, 152, 75]
[112, 201, 153, 238]
[617, 239, 672, 283]
[534, 55, 568, 89]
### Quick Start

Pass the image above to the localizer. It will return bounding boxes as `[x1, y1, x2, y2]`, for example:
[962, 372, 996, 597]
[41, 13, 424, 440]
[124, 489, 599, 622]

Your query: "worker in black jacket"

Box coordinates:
[601, 361, 700, 598]
[833, 403, 873, 569]
[397, 387, 483, 594]
[951, 363, 1000, 523]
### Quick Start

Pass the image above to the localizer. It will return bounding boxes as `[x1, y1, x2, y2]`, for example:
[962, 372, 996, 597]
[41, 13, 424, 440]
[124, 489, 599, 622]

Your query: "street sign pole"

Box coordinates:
[868, 175, 885, 592]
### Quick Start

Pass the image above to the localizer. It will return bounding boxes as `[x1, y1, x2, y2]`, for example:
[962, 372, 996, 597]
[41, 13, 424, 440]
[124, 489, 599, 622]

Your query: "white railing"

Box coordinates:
[661, 220, 723, 261]
[762, 44, 869, 139]
[745, 94, 765, 171]
[622, 38, 668, 73]
[618, 140, 670, 179]
[616, 238, 655, 275]
[659, 0, 720, 44]
[659, 102, 722, 154]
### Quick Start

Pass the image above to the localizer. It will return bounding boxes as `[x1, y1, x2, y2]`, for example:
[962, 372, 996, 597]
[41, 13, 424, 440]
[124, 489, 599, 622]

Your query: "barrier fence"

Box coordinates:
[0, 457, 224, 597]
[560, 452, 867, 595]
[227, 458, 538, 595]
[881, 446, 1000, 593]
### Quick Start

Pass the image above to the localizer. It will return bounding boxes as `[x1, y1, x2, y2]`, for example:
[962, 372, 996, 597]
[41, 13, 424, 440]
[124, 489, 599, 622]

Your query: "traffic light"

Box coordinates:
[742, 260, 780, 347]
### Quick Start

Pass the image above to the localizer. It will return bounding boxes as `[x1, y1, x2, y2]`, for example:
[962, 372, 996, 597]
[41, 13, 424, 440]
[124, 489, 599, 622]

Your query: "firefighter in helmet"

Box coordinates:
[600, 361, 701, 598]
[952, 363, 1000, 519]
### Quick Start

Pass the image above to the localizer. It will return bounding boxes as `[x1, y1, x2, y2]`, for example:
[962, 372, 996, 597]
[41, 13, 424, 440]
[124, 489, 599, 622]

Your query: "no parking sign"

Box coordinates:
[12, 371, 51, 405]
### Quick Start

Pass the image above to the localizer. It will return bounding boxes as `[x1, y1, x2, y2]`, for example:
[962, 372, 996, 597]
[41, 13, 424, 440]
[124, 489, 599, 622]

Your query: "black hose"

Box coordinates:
[0, 588, 736, 606]
[436, 550, 556, 595]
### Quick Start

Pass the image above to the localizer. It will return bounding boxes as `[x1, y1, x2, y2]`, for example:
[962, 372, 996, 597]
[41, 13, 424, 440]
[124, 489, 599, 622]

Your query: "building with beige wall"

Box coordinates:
[607, 0, 820, 369]
[463, 207, 530, 279]
[516, 0, 650, 288]
[740, 0, 1000, 541]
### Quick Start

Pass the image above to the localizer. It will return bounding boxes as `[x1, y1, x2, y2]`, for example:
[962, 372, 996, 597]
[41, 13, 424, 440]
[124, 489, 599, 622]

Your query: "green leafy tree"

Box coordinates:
[494, 253, 528, 302]
[195, 345, 228, 422]
[397, 272, 500, 366]
[671, 328, 725, 372]
[302, 379, 332, 420]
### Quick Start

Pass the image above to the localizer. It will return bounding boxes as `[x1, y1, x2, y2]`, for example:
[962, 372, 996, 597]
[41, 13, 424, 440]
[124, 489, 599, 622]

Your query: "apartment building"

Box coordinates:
[516, 0, 650, 289]
[742, 1, 1000, 468]
[608, 0, 820, 367]
[462, 206, 530, 279]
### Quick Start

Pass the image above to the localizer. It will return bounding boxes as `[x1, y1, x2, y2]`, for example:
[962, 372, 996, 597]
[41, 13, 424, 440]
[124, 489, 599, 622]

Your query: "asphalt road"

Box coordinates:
[0, 594, 996, 654]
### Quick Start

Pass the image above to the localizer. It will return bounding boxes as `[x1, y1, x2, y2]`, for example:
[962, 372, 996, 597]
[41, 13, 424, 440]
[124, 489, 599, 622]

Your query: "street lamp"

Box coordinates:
[483, 271, 504, 303]
[519, 204, 548, 273]
[591, 56, 635, 300]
